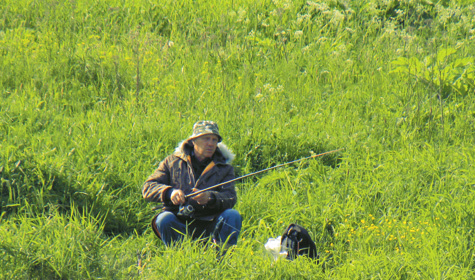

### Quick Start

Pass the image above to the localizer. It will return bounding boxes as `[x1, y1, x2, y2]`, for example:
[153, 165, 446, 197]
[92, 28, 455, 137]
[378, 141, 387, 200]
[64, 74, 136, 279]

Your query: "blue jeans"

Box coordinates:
[155, 209, 242, 247]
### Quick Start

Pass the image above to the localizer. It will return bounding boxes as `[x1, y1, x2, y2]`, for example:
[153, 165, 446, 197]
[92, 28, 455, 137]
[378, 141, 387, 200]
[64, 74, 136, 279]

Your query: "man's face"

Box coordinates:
[193, 134, 219, 161]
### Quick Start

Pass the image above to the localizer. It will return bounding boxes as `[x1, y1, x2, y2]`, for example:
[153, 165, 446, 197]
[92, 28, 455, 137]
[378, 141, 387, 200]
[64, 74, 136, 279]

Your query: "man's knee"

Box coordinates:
[155, 211, 187, 246]
[220, 209, 242, 231]
[222, 209, 241, 222]
[155, 211, 179, 229]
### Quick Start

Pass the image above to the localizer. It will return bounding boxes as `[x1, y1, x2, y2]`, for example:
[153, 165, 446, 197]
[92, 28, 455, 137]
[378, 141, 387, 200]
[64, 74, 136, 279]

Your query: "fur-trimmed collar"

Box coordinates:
[174, 140, 235, 164]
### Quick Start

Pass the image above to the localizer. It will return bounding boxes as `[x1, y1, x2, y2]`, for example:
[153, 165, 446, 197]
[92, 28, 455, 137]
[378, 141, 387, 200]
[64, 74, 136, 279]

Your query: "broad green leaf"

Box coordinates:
[391, 56, 409, 66]
[389, 66, 408, 74]
[409, 57, 424, 73]
[437, 48, 456, 64]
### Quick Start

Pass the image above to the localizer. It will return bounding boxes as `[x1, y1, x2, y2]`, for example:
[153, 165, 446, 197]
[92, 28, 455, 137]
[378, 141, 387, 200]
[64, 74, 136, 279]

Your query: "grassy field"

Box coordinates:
[1, 0, 475, 278]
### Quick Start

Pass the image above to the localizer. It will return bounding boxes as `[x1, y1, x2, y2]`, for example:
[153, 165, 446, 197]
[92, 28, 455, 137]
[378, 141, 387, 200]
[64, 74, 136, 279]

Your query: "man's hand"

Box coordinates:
[170, 189, 185, 205]
[190, 188, 213, 205]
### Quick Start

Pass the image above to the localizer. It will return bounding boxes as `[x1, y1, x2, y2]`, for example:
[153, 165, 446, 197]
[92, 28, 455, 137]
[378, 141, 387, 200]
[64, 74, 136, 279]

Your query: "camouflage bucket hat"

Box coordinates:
[188, 121, 222, 142]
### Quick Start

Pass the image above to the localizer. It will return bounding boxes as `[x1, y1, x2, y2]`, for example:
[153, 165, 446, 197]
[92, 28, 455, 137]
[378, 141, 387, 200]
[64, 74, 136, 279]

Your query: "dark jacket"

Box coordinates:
[142, 139, 236, 220]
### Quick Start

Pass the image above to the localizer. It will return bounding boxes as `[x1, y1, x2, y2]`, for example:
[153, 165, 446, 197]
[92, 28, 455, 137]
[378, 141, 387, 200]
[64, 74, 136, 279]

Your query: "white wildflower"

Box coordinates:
[237, 8, 247, 23]
[330, 10, 345, 26]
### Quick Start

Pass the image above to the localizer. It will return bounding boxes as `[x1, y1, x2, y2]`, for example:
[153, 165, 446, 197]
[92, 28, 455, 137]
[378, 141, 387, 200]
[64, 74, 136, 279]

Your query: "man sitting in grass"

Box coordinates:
[142, 120, 242, 250]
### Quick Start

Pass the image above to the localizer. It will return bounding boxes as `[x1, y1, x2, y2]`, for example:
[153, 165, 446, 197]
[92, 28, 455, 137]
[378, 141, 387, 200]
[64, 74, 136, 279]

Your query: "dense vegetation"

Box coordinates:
[1, 0, 474, 278]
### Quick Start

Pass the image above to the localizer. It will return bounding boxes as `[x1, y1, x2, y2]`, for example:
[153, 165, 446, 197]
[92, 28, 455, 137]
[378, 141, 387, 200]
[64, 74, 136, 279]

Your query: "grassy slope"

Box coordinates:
[1, 0, 475, 278]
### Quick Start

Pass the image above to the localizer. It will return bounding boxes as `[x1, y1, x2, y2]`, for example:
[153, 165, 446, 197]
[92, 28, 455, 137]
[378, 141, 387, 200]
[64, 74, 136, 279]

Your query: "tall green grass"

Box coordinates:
[1, 0, 475, 278]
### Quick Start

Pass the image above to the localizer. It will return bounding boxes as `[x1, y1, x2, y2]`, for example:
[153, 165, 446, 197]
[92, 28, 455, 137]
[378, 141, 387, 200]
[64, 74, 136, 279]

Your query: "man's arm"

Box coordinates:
[142, 157, 174, 203]
[205, 166, 237, 211]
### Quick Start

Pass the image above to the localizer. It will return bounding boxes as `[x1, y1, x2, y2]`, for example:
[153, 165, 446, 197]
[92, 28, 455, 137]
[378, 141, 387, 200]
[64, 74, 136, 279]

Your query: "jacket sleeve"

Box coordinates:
[142, 157, 173, 203]
[207, 165, 237, 211]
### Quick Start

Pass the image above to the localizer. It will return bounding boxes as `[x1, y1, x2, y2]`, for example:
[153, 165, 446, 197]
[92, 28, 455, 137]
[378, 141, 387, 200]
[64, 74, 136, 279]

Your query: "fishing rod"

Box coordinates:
[185, 148, 344, 198]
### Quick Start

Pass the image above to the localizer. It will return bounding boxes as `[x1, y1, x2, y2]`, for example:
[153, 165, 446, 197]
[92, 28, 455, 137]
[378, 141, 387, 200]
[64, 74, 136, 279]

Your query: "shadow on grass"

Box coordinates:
[234, 135, 343, 177]
[0, 159, 147, 236]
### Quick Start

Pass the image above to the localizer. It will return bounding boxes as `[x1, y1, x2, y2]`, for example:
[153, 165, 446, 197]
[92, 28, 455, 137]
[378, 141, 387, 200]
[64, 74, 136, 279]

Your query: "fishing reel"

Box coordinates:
[177, 203, 195, 218]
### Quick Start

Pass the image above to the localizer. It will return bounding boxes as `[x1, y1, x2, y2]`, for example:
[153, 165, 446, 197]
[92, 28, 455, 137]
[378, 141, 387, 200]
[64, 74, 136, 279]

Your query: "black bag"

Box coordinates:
[281, 224, 318, 260]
